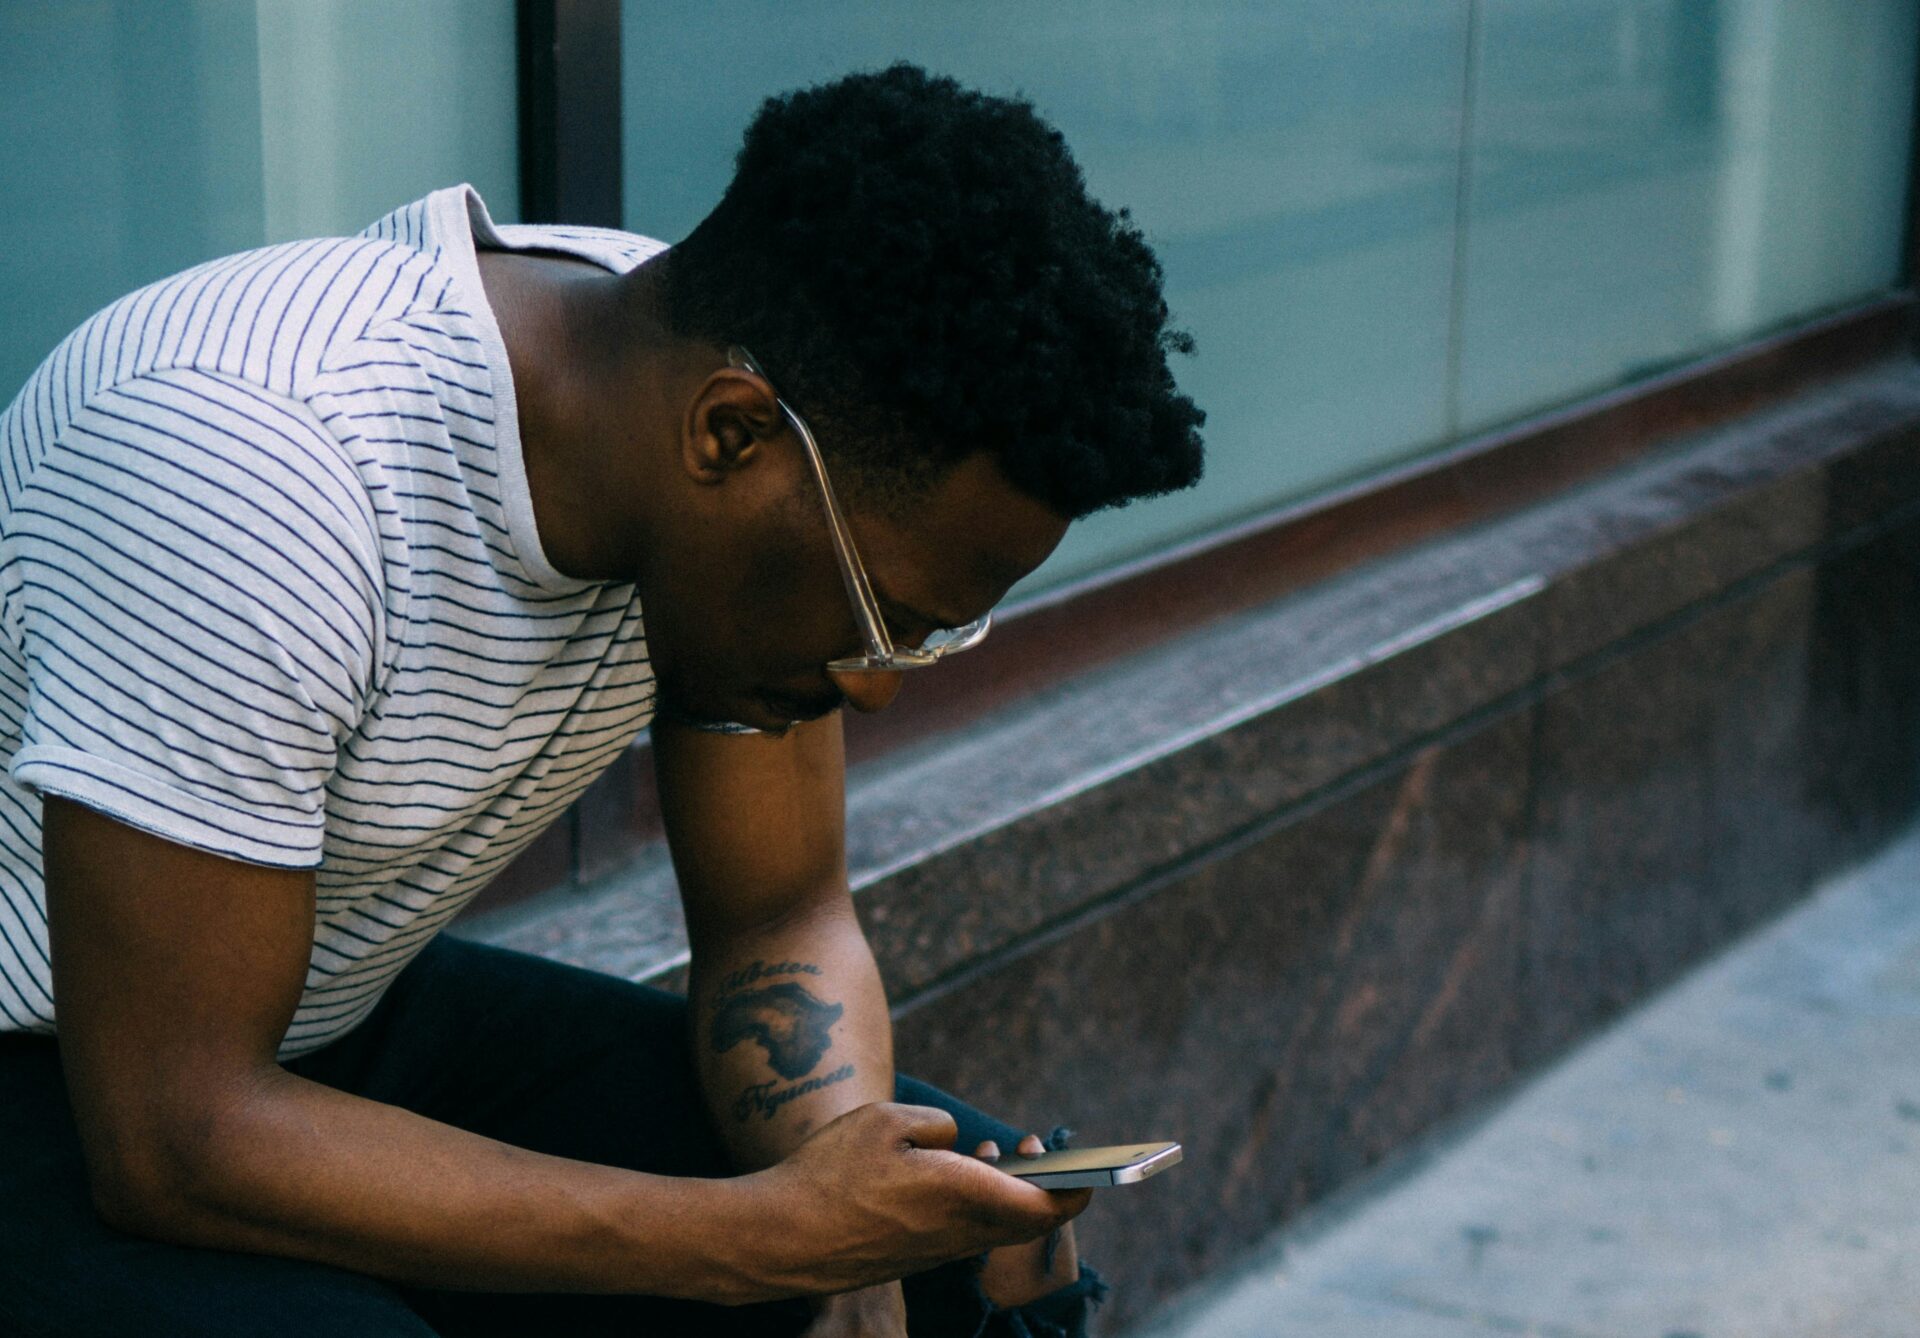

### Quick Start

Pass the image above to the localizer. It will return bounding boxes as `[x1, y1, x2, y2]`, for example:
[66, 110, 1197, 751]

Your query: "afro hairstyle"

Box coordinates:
[655, 62, 1205, 520]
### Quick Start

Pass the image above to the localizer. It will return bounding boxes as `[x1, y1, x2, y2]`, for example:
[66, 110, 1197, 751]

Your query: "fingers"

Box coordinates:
[972, 1133, 1045, 1161]
[882, 1102, 959, 1151]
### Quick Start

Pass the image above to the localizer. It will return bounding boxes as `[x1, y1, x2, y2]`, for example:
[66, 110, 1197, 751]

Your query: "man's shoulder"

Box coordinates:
[2, 231, 439, 449]
[2, 363, 387, 614]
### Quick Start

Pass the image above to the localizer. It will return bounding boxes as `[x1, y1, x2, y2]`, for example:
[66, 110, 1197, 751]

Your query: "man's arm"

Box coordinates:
[653, 712, 891, 1168]
[654, 711, 903, 1331]
[43, 795, 1080, 1303]
[655, 711, 1077, 1329]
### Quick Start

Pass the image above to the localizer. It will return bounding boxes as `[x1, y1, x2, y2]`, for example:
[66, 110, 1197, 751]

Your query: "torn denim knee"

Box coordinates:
[983, 1262, 1110, 1338]
[903, 1259, 1110, 1338]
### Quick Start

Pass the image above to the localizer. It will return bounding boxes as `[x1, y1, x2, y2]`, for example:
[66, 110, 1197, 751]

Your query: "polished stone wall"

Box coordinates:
[466, 360, 1920, 1332]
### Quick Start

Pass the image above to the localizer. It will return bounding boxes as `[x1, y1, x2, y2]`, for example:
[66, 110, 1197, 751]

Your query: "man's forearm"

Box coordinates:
[688, 897, 895, 1172]
[103, 1065, 765, 1302]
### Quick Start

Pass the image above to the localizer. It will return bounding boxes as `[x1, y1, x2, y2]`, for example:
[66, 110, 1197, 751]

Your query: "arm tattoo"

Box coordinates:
[710, 981, 844, 1079]
[708, 960, 852, 1122]
[734, 1066, 857, 1122]
[716, 958, 824, 994]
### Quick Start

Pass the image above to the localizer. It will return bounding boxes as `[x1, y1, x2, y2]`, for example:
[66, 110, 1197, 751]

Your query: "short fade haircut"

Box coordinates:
[656, 62, 1205, 520]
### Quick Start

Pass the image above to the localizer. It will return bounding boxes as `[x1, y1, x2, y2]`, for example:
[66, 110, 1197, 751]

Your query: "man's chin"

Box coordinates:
[654, 687, 815, 736]
[760, 692, 843, 727]
[653, 685, 758, 734]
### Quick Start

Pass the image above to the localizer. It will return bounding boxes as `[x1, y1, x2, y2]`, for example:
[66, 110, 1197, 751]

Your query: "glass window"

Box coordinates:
[1456, 0, 1919, 432]
[621, 0, 1473, 596]
[622, 0, 1917, 598]
[255, 0, 519, 245]
[0, 0, 518, 400]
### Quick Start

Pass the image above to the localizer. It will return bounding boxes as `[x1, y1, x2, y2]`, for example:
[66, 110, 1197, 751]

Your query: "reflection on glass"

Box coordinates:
[0, 0, 518, 401]
[256, 0, 519, 245]
[625, 1, 1916, 594]
[0, 2, 263, 399]
[1456, 0, 1918, 433]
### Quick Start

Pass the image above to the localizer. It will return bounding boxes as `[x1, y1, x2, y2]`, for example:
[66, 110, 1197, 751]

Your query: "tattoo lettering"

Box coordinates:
[709, 981, 843, 1079]
[716, 959, 824, 995]
[734, 1064, 857, 1122]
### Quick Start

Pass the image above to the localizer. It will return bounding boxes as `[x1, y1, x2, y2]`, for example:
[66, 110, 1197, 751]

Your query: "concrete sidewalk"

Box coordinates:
[1131, 826, 1920, 1338]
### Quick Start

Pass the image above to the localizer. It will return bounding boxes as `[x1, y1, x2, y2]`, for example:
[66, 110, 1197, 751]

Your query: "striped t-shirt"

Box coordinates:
[0, 186, 664, 1056]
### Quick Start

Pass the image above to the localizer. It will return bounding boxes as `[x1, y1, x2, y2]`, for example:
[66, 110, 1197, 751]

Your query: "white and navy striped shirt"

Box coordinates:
[0, 186, 664, 1056]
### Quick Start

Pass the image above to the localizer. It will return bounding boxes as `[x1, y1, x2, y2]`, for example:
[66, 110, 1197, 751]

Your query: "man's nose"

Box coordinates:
[830, 668, 904, 714]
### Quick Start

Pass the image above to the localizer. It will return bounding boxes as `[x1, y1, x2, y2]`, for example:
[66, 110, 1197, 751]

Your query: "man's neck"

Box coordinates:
[477, 250, 677, 583]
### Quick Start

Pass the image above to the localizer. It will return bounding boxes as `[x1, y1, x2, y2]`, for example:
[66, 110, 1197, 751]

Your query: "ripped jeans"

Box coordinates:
[0, 935, 1107, 1338]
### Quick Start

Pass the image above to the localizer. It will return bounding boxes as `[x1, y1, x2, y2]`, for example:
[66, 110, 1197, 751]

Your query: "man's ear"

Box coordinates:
[682, 369, 783, 485]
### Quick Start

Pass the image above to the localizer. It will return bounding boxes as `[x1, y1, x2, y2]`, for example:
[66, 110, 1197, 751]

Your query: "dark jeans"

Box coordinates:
[0, 935, 1105, 1337]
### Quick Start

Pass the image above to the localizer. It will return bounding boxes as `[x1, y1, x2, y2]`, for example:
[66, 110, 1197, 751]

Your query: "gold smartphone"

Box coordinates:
[1000, 1141, 1182, 1189]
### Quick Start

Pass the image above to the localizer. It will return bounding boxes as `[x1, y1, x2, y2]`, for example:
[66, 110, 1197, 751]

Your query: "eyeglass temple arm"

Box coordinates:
[726, 346, 896, 660]
[779, 402, 895, 658]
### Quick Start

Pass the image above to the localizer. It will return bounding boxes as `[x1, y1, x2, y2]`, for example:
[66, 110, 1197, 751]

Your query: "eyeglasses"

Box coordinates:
[727, 346, 992, 673]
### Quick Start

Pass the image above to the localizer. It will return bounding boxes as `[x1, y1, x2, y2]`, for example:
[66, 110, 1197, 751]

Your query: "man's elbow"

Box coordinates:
[78, 1091, 261, 1241]
[85, 1152, 176, 1237]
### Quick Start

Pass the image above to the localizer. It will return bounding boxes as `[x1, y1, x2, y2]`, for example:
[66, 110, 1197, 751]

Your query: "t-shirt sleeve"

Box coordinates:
[2, 369, 383, 868]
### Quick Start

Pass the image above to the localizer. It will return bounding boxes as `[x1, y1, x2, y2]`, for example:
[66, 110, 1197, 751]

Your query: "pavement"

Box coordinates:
[1130, 825, 1920, 1338]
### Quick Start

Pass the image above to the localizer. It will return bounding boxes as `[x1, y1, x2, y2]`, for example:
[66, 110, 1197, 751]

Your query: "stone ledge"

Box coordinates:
[458, 360, 1920, 1004]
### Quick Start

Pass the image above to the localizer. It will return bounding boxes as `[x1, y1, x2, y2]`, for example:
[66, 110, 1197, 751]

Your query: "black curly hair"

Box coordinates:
[655, 63, 1205, 520]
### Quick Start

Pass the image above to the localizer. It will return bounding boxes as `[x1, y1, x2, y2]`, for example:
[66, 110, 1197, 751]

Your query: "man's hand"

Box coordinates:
[796, 1131, 1057, 1334]
[742, 1103, 1091, 1300]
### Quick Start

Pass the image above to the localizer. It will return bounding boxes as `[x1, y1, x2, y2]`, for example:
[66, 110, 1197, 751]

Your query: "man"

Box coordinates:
[0, 64, 1204, 1335]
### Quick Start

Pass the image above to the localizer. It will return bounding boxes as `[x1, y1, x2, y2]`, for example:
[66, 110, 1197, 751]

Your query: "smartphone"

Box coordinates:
[1000, 1141, 1182, 1189]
